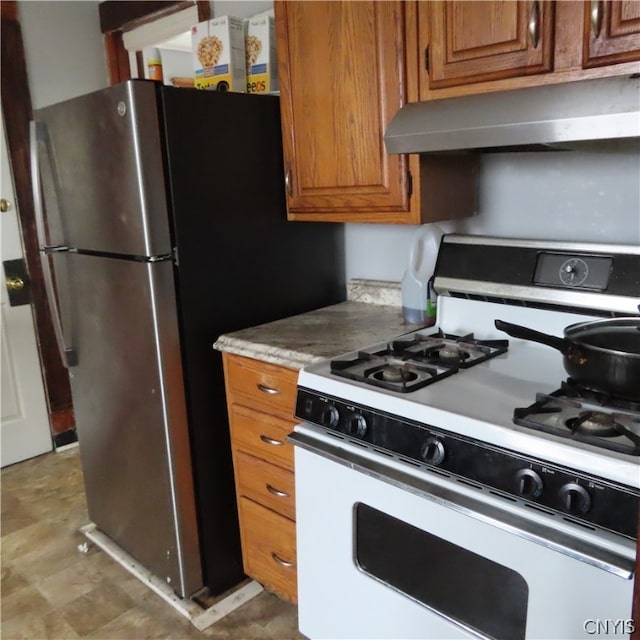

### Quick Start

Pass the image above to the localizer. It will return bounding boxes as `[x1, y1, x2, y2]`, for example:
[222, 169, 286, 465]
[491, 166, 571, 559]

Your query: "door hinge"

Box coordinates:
[424, 46, 429, 72]
[407, 171, 413, 198]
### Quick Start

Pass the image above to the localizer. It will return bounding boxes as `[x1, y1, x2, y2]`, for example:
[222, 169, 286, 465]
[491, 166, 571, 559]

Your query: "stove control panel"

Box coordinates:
[296, 388, 639, 539]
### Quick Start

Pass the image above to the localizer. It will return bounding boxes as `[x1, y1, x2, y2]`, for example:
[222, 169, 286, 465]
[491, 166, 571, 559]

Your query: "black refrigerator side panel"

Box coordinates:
[158, 87, 345, 593]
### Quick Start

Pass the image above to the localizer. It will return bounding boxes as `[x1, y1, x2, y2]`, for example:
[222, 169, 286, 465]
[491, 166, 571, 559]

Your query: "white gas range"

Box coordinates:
[289, 235, 640, 640]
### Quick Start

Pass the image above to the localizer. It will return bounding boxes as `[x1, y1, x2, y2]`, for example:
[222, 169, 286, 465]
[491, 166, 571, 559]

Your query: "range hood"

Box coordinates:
[384, 75, 640, 154]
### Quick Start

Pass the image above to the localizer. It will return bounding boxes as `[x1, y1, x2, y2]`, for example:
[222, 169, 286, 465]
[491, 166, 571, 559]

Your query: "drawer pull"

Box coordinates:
[271, 552, 295, 568]
[266, 483, 290, 498]
[259, 434, 285, 446]
[257, 383, 280, 395]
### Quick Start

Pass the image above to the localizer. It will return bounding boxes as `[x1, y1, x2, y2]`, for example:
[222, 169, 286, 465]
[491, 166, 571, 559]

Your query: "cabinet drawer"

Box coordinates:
[224, 354, 298, 420]
[229, 404, 295, 471]
[239, 496, 297, 603]
[235, 450, 296, 520]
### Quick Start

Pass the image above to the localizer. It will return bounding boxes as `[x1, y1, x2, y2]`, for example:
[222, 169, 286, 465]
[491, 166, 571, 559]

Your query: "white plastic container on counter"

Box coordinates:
[401, 224, 443, 325]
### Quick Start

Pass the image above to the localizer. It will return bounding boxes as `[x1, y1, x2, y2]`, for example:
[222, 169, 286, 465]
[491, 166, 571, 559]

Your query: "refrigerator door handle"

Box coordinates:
[30, 121, 68, 252]
[30, 120, 77, 367]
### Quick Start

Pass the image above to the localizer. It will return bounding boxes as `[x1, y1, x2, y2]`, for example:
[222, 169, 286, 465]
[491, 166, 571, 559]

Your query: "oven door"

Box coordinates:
[290, 425, 635, 640]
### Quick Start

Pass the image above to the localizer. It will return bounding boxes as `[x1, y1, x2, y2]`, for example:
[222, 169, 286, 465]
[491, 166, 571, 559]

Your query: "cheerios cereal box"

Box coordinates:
[246, 15, 278, 94]
[192, 16, 246, 91]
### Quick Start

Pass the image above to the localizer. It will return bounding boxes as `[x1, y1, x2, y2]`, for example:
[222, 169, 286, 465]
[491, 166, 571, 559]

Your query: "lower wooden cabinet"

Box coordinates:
[235, 450, 296, 521]
[222, 353, 299, 603]
[239, 496, 298, 604]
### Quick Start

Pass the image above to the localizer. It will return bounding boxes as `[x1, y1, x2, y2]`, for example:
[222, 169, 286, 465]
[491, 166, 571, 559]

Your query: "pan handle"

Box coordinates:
[494, 320, 571, 355]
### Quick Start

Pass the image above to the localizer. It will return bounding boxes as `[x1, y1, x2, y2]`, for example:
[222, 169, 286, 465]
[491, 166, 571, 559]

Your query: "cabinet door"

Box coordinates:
[426, 0, 554, 89]
[583, 0, 640, 67]
[275, 1, 411, 220]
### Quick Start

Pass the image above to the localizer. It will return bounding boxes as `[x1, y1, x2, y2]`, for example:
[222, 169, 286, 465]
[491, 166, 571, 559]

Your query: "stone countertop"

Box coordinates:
[213, 279, 423, 369]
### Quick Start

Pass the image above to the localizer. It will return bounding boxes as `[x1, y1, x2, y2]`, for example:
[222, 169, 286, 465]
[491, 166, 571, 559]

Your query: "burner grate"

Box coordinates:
[389, 331, 509, 368]
[330, 331, 509, 393]
[330, 353, 456, 393]
[514, 389, 640, 456]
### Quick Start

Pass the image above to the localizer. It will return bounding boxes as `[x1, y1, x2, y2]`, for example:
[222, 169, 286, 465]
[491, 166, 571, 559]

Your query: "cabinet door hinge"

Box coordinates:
[424, 46, 429, 72]
[407, 170, 413, 198]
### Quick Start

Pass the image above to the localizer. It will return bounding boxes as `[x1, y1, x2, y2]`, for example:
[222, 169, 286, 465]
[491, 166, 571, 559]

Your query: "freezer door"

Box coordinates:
[33, 81, 171, 257]
[57, 251, 202, 597]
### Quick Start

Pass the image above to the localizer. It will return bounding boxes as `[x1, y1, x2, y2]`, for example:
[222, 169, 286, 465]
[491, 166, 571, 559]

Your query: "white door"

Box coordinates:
[1, 110, 52, 467]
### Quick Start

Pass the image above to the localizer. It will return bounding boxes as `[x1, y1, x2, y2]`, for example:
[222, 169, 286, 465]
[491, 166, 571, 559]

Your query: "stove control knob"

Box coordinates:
[420, 437, 445, 466]
[514, 469, 543, 498]
[348, 414, 368, 438]
[558, 483, 592, 514]
[321, 406, 340, 428]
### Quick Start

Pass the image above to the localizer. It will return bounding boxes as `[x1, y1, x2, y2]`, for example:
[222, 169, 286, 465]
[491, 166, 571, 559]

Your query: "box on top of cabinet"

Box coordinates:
[246, 15, 278, 94]
[192, 16, 246, 92]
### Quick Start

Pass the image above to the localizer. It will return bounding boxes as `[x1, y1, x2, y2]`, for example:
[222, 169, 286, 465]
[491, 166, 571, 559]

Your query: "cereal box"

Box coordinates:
[245, 15, 278, 94]
[192, 16, 246, 91]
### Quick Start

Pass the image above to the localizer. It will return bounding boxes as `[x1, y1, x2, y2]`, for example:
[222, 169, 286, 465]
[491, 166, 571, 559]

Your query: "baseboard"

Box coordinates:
[53, 428, 78, 449]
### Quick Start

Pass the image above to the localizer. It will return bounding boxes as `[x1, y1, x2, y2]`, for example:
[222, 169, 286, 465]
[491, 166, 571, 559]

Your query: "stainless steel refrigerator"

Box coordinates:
[30, 80, 345, 598]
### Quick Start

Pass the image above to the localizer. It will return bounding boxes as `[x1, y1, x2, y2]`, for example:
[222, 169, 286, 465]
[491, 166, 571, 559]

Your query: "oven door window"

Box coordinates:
[354, 503, 529, 640]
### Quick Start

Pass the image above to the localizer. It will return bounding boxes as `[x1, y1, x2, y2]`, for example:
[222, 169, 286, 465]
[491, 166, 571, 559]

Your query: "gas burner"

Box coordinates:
[374, 365, 419, 384]
[567, 411, 622, 437]
[435, 345, 470, 362]
[330, 352, 455, 393]
[514, 388, 640, 456]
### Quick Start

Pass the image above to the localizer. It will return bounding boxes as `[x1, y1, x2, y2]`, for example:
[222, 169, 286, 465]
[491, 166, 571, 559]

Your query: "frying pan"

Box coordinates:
[494, 318, 640, 400]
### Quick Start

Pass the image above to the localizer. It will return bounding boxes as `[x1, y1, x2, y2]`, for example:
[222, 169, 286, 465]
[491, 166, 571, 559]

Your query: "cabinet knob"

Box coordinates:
[0, 198, 10, 212]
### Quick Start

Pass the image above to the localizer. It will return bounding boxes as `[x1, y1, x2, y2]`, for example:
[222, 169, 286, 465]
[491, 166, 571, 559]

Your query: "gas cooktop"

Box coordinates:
[330, 330, 508, 393]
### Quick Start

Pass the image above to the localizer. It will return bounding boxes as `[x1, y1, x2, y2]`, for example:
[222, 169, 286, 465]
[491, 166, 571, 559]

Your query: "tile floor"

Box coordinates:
[1, 447, 304, 639]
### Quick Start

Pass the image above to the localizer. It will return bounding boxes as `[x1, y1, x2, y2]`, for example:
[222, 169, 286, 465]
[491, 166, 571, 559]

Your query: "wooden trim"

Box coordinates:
[101, 1, 210, 86]
[99, 1, 194, 34]
[50, 408, 75, 435]
[0, 4, 74, 434]
[104, 31, 131, 84]
[1, 1, 17, 20]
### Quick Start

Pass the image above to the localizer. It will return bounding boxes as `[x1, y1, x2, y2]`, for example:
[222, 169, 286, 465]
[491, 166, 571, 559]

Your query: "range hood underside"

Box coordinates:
[384, 76, 640, 155]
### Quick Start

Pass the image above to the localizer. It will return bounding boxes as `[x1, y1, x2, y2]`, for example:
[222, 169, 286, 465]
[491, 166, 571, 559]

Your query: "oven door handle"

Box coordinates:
[287, 429, 636, 580]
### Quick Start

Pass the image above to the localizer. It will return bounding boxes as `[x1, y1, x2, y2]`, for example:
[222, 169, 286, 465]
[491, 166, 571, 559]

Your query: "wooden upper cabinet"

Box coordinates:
[427, 1, 555, 89]
[583, 0, 640, 67]
[274, 0, 478, 224]
[274, 1, 411, 221]
[418, 1, 640, 100]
